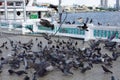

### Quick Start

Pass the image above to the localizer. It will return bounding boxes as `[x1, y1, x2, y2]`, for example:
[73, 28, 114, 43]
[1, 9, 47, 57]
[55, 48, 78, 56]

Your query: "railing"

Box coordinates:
[0, 21, 120, 42]
[30, 24, 120, 42]
[87, 24, 120, 42]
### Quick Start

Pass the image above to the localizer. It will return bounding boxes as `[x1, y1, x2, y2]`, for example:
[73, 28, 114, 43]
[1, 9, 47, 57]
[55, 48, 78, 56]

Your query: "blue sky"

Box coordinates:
[37, 0, 115, 7]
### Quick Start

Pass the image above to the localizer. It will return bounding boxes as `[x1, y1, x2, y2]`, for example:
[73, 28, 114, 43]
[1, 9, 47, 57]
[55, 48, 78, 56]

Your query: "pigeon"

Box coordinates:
[15, 70, 28, 76]
[8, 69, 27, 76]
[101, 65, 113, 73]
[8, 69, 15, 75]
[40, 19, 54, 30]
[89, 19, 93, 23]
[48, 4, 58, 12]
[77, 23, 88, 31]
[77, 18, 89, 31]
[24, 76, 30, 80]
[111, 76, 116, 80]
[81, 66, 91, 73]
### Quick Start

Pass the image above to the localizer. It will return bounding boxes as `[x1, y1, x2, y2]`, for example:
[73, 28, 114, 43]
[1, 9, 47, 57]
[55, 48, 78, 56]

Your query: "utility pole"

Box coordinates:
[58, 0, 62, 24]
[4, 0, 8, 20]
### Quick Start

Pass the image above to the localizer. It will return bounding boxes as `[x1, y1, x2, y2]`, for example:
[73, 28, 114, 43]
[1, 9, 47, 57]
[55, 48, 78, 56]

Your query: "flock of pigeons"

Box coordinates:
[0, 35, 119, 80]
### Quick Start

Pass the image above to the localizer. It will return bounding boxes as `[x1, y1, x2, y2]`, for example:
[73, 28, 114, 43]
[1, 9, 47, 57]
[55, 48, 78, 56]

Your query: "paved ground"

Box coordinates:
[0, 35, 120, 80]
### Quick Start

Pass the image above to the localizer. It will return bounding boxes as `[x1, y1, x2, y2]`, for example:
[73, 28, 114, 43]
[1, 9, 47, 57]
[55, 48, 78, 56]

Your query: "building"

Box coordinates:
[101, 0, 104, 7]
[104, 0, 108, 8]
[100, 0, 108, 8]
[116, 0, 120, 10]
